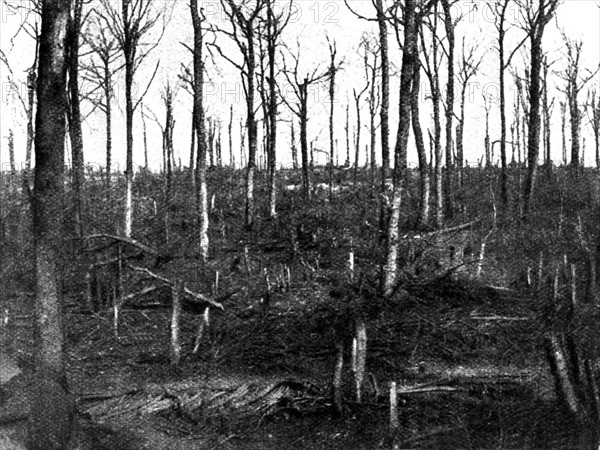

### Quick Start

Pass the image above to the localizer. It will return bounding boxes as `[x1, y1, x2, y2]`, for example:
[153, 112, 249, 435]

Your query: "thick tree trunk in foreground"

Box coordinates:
[29, 0, 75, 447]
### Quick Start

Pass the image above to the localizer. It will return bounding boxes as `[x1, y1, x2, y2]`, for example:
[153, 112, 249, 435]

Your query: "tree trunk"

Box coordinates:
[375, 0, 390, 175]
[245, 25, 258, 230]
[433, 79, 442, 228]
[523, 32, 544, 216]
[381, 0, 416, 297]
[300, 83, 311, 199]
[104, 62, 113, 201]
[29, 0, 75, 447]
[412, 62, 430, 228]
[569, 85, 581, 168]
[441, 0, 454, 218]
[8, 129, 15, 178]
[228, 104, 233, 167]
[354, 89, 362, 181]
[123, 0, 134, 237]
[499, 32, 508, 205]
[191, 0, 209, 263]
[291, 120, 298, 169]
[23, 68, 36, 198]
[267, 2, 278, 219]
[345, 103, 350, 167]
[67, 0, 85, 237]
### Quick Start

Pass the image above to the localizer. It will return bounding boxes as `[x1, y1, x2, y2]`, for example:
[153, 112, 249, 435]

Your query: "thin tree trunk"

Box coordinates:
[381, 0, 416, 297]
[412, 62, 429, 227]
[228, 104, 233, 167]
[291, 120, 298, 169]
[67, 0, 85, 237]
[375, 0, 390, 174]
[123, 0, 134, 238]
[23, 68, 36, 198]
[441, 0, 455, 218]
[191, 0, 209, 262]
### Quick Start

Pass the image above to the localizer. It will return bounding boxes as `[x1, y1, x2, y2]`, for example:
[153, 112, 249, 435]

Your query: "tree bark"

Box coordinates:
[412, 61, 430, 228]
[441, 0, 455, 218]
[523, 0, 558, 216]
[67, 0, 85, 238]
[381, 0, 417, 297]
[375, 0, 389, 175]
[191, 0, 209, 263]
[29, 0, 75, 447]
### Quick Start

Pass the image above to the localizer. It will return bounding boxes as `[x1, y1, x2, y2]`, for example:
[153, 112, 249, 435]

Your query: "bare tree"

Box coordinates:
[281, 44, 330, 199]
[190, 0, 209, 261]
[518, 0, 559, 216]
[257, 0, 290, 219]
[489, 0, 527, 206]
[66, 0, 87, 237]
[212, 0, 265, 230]
[412, 49, 430, 227]
[419, 2, 444, 228]
[456, 39, 482, 187]
[440, 0, 457, 218]
[327, 36, 343, 191]
[161, 82, 176, 245]
[291, 119, 298, 169]
[98, 0, 165, 236]
[353, 83, 368, 181]
[483, 92, 492, 167]
[29, 0, 75, 447]
[557, 32, 600, 169]
[381, 0, 418, 297]
[82, 15, 119, 198]
[541, 56, 555, 176]
[560, 100, 567, 165]
[360, 33, 380, 181]
[1, 4, 40, 198]
[586, 89, 600, 168]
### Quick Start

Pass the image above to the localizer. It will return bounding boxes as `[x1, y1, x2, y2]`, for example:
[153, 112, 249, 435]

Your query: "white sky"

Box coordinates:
[1, 0, 599, 172]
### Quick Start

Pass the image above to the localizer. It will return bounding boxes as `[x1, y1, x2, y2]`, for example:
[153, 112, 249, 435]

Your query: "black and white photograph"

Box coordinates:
[1, 0, 600, 448]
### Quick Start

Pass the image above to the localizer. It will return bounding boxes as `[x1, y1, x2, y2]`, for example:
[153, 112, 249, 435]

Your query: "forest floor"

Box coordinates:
[1, 167, 598, 449]
[2, 272, 590, 449]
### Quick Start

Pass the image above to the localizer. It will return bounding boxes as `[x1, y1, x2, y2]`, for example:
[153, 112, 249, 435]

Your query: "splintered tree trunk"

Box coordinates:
[352, 319, 367, 403]
[382, 0, 416, 296]
[29, 0, 75, 448]
[8, 129, 15, 179]
[23, 69, 36, 197]
[300, 85, 311, 199]
[170, 281, 183, 366]
[291, 120, 298, 170]
[228, 104, 233, 167]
